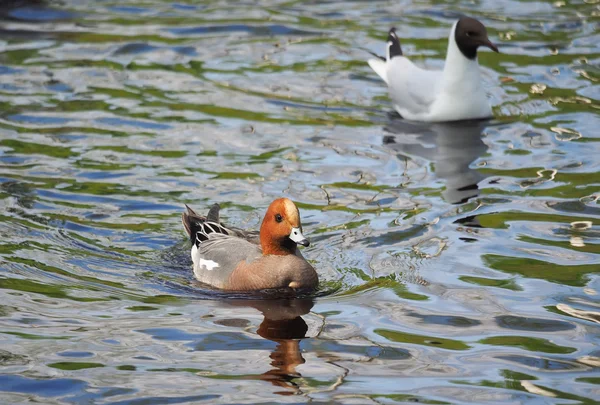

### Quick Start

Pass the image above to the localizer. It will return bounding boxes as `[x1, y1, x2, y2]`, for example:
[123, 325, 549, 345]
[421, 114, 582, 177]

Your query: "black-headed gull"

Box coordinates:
[368, 17, 499, 122]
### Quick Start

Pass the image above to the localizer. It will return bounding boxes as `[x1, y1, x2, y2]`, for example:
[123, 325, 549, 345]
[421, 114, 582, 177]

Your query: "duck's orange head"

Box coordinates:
[260, 198, 309, 255]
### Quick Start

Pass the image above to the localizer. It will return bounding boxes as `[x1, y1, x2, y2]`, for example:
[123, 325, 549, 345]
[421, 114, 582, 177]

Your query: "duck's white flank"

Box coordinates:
[191, 244, 220, 273]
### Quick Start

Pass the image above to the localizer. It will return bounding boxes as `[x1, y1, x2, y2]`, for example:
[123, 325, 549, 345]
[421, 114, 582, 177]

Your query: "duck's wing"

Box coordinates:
[386, 57, 442, 117]
[182, 204, 260, 246]
[192, 233, 262, 288]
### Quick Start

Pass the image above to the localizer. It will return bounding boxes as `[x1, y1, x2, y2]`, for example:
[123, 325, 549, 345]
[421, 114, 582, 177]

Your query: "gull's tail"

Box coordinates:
[367, 27, 403, 84]
[387, 27, 403, 58]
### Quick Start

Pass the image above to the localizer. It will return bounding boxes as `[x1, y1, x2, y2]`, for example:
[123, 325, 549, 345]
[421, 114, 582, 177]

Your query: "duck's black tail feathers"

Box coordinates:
[206, 203, 220, 223]
[182, 204, 230, 246]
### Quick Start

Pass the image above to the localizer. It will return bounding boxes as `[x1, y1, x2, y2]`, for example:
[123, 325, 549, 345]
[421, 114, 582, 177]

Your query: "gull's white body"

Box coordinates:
[368, 22, 493, 122]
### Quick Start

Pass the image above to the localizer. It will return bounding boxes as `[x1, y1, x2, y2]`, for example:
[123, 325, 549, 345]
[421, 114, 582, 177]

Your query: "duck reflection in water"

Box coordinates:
[226, 297, 314, 395]
[383, 117, 489, 204]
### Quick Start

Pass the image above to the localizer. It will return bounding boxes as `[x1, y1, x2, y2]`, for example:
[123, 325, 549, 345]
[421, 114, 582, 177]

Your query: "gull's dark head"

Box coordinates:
[454, 16, 499, 60]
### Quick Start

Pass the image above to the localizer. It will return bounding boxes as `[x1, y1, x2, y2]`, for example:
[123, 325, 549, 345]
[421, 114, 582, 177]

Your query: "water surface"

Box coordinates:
[1, 0, 599, 403]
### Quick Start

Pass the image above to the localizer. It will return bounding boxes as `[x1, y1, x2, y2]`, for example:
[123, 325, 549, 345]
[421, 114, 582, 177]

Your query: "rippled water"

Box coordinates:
[1, 0, 599, 403]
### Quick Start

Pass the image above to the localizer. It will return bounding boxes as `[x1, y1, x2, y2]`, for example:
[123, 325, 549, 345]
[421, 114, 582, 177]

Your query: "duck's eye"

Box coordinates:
[466, 31, 475, 37]
[275, 214, 283, 223]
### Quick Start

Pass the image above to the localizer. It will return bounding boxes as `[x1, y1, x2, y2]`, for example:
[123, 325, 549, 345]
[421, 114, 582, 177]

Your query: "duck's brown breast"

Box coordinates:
[227, 255, 318, 291]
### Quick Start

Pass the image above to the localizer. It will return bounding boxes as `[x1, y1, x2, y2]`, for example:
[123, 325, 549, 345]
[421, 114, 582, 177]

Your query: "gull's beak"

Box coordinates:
[289, 227, 310, 247]
[483, 38, 499, 53]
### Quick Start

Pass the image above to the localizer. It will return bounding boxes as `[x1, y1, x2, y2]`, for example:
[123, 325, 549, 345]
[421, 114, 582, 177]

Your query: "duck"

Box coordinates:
[368, 16, 499, 122]
[181, 198, 318, 291]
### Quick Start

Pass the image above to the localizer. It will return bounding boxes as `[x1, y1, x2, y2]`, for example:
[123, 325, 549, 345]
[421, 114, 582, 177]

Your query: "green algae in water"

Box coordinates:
[48, 362, 105, 371]
[375, 329, 470, 351]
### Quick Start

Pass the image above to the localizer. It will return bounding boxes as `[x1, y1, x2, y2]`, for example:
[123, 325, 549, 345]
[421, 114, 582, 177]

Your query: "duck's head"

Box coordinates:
[260, 198, 309, 255]
[454, 16, 499, 60]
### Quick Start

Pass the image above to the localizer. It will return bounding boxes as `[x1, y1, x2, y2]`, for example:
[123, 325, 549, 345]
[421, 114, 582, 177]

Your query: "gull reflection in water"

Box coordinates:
[226, 298, 314, 395]
[383, 117, 489, 204]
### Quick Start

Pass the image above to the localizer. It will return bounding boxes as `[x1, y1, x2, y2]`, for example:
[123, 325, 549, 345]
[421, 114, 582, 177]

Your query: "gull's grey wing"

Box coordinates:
[387, 57, 441, 116]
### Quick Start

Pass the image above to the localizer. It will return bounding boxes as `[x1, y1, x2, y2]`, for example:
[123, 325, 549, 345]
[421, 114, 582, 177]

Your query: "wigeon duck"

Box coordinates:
[182, 198, 319, 291]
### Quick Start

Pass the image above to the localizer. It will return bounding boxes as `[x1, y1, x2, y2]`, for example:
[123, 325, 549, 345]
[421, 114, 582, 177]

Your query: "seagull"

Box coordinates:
[368, 17, 499, 122]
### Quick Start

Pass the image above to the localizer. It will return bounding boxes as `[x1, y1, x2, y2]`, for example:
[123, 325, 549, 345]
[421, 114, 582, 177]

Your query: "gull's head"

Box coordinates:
[454, 16, 499, 60]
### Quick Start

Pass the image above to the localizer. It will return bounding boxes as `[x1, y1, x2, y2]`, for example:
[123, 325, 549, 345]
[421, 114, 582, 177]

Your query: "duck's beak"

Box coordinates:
[289, 227, 310, 247]
[483, 38, 499, 53]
